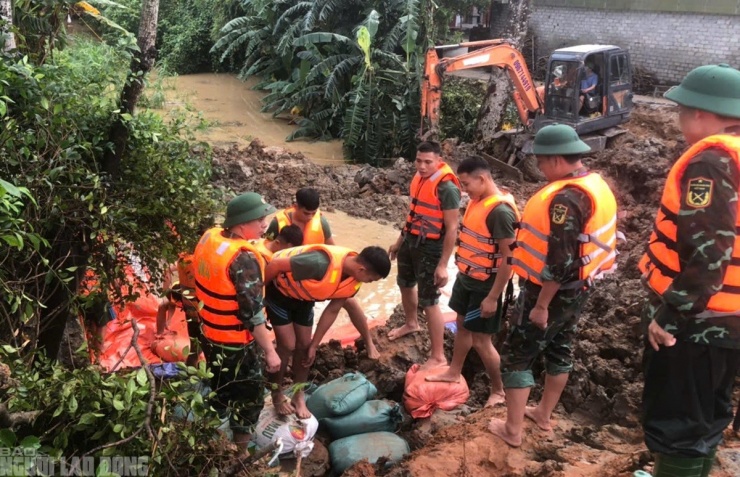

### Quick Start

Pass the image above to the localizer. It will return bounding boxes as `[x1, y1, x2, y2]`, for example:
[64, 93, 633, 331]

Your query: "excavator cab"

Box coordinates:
[535, 45, 633, 135]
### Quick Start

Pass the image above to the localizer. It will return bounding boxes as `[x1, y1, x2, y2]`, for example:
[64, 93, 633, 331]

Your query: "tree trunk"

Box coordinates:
[101, 0, 160, 179]
[474, 0, 531, 148]
[0, 0, 16, 51]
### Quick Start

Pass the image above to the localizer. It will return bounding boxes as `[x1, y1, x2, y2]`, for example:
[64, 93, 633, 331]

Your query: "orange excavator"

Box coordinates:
[420, 39, 633, 150]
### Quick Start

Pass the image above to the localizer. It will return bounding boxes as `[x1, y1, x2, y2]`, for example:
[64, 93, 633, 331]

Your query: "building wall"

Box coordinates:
[526, 3, 740, 83]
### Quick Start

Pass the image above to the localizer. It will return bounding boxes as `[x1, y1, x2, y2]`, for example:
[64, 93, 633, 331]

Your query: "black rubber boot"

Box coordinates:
[653, 454, 704, 477]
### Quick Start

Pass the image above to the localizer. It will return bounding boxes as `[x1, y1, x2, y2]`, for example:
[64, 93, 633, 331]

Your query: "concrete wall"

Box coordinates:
[526, 3, 740, 83]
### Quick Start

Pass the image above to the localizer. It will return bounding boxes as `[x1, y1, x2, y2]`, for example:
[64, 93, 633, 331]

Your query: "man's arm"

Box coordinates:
[264, 257, 292, 283]
[321, 216, 335, 245]
[654, 150, 740, 332]
[480, 204, 517, 317]
[435, 207, 459, 287]
[304, 298, 346, 366]
[532, 188, 590, 328]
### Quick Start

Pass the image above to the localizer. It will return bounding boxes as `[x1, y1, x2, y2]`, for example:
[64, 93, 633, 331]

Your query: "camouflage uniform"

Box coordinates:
[642, 144, 740, 458]
[501, 168, 594, 388]
[199, 250, 267, 435]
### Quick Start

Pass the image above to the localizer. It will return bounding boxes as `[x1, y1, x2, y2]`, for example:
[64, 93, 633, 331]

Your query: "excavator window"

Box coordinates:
[546, 60, 579, 119]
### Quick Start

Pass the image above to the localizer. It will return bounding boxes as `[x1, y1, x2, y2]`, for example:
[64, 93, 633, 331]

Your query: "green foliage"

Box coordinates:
[0, 37, 219, 350]
[11, 0, 75, 63]
[213, 0, 431, 164]
[93, 0, 244, 74]
[439, 77, 486, 142]
[0, 345, 240, 475]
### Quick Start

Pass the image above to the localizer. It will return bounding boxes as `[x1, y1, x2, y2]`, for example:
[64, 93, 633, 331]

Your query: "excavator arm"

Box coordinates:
[420, 39, 544, 136]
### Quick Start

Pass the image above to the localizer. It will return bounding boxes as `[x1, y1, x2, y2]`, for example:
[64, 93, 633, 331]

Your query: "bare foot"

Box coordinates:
[524, 406, 553, 431]
[387, 323, 421, 341]
[419, 357, 448, 371]
[272, 392, 295, 416]
[488, 418, 522, 447]
[484, 391, 506, 408]
[366, 342, 381, 360]
[425, 370, 461, 383]
[291, 392, 312, 419]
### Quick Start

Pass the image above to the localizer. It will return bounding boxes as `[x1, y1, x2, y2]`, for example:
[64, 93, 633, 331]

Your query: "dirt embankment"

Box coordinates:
[209, 104, 739, 477]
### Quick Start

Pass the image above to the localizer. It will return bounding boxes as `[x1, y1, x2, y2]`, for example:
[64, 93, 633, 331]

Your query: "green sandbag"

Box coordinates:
[323, 400, 403, 439]
[306, 372, 377, 420]
[329, 431, 409, 475]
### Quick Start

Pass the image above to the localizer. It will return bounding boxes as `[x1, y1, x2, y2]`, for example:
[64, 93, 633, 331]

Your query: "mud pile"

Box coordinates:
[210, 141, 414, 227]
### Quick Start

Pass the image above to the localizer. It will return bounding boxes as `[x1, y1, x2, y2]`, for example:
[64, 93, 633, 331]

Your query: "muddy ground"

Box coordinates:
[210, 103, 740, 477]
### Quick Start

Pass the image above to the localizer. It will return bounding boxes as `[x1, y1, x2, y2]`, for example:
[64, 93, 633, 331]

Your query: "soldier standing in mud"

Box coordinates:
[489, 124, 619, 447]
[387, 141, 461, 369]
[425, 155, 519, 408]
[263, 244, 391, 418]
[638, 64, 740, 477]
[264, 187, 382, 360]
[191, 192, 282, 450]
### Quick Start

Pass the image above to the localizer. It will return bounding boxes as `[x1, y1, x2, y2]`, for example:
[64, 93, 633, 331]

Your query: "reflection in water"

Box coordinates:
[157, 73, 345, 165]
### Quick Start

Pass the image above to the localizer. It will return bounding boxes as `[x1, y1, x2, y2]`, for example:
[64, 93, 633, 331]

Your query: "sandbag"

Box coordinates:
[403, 364, 469, 419]
[323, 400, 403, 439]
[305, 372, 377, 420]
[329, 431, 409, 475]
[253, 404, 319, 458]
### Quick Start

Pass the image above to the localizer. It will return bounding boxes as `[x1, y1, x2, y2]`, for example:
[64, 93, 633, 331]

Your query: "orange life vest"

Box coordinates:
[176, 252, 196, 299]
[193, 227, 266, 345]
[404, 163, 461, 240]
[251, 238, 274, 263]
[275, 206, 325, 244]
[273, 244, 361, 301]
[456, 192, 521, 281]
[510, 172, 618, 289]
[639, 134, 740, 318]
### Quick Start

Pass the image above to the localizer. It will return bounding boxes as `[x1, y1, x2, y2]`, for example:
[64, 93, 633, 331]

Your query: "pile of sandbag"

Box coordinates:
[307, 372, 409, 475]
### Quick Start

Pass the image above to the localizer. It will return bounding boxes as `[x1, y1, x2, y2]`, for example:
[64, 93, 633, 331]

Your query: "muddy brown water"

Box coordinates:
[157, 73, 345, 165]
[157, 73, 459, 336]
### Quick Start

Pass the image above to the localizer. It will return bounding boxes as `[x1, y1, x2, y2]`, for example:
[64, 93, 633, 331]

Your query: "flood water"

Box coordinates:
[158, 73, 458, 341]
[157, 73, 346, 165]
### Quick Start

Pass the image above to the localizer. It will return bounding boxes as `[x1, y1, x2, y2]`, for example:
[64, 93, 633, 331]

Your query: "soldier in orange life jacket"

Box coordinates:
[489, 124, 619, 447]
[251, 224, 304, 262]
[263, 244, 391, 418]
[192, 192, 281, 450]
[265, 188, 382, 360]
[638, 65, 740, 477]
[425, 156, 519, 408]
[387, 141, 461, 369]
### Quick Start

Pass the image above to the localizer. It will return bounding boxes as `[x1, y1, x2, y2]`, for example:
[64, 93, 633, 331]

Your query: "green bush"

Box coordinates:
[439, 77, 487, 143]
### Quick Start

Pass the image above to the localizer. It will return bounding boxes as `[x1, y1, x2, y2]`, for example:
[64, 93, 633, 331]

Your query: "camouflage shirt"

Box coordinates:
[228, 250, 267, 330]
[541, 167, 594, 286]
[645, 142, 740, 349]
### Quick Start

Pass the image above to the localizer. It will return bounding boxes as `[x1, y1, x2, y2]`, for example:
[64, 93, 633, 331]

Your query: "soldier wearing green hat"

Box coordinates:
[490, 123, 620, 447]
[192, 192, 281, 449]
[639, 64, 740, 477]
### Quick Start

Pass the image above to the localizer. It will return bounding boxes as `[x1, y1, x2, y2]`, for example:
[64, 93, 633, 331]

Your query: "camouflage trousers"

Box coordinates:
[200, 339, 266, 435]
[500, 280, 591, 389]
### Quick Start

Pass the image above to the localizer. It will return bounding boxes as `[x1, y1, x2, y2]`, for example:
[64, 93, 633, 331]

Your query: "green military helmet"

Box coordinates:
[532, 124, 591, 156]
[223, 192, 276, 228]
[664, 64, 740, 119]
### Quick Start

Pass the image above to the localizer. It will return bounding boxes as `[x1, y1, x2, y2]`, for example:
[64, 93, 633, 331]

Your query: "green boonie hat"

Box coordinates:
[532, 124, 591, 156]
[223, 192, 276, 228]
[664, 64, 740, 119]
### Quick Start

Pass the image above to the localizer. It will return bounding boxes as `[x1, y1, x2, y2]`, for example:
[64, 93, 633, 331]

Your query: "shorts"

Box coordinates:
[500, 279, 590, 389]
[448, 274, 502, 334]
[265, 282, 315, 327]
[199, 339, 265, 434]
[396, 236, 443, 307]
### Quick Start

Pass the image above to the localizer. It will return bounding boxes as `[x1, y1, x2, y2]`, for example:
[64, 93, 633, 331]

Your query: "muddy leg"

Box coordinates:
[427, 314, 468, 381]
[472, 333, 505, 407]
[344, 297, 379, 359]
[388, 286, 421, 340]
[290, 323, 313, 419]
[271, 324, 296, 416]
[488, 387, 530, 447]
[420, 304, 447, 369]
[525, 372, 568, 431]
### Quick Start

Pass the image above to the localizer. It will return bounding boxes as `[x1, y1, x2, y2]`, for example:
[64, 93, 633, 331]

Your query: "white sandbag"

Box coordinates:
[252, 404, 319, 458]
